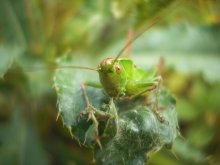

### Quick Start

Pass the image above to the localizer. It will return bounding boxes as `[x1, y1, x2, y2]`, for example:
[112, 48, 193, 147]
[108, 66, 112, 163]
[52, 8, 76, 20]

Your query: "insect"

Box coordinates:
[53, 5, 181, 146]
[20, 2, 180, 147]
[74, 27, 164, 147]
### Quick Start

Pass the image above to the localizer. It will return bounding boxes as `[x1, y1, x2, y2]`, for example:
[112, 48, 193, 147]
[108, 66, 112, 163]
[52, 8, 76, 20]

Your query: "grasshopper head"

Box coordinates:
[98, 58, 126, 97]
[99, 58, 114, 72]
[98, 58, 122, 74]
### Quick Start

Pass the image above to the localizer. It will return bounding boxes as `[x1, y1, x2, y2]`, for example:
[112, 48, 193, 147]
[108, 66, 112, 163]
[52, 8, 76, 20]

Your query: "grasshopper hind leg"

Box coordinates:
[130, 76, 165, 122]
[152, 76, 165, 122]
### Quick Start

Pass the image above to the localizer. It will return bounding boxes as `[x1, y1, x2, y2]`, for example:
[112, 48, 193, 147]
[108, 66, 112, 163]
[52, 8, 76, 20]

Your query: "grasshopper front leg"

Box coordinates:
[80, 83, 102, 148]
[138, 77, 165, 122]
[80, 82, 110, 148]
[80, 82, 111, 148]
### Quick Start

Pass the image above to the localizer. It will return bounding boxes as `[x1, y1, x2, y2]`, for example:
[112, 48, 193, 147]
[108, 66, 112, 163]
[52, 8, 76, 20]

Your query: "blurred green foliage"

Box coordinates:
[0, 0, 220, 165]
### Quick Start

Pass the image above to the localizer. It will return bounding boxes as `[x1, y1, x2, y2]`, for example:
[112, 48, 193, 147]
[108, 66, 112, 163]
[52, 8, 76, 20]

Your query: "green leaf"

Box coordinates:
[0, 45, 14, 78]
[54, 53, 106, 147]
[0, 110, 49, 165]
[0, 43, 24, 78]
[95, 90, 178, 165]
[173, 138, 207, 163]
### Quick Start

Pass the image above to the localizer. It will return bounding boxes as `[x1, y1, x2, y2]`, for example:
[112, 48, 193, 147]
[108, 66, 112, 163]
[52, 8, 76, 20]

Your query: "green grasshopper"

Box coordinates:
[72, 25, 164, 147]
[56, 4, 180, 145]
[60, 2, 182, 130]
[14, 18, 164, 148]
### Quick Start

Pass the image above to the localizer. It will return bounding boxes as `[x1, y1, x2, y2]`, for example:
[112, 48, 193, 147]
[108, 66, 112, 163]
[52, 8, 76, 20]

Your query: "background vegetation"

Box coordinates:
[0, 0, 220, 164]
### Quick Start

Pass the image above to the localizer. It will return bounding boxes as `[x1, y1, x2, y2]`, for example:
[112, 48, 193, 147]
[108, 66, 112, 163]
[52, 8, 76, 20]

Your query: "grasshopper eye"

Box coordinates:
[115, 65, 122, 74]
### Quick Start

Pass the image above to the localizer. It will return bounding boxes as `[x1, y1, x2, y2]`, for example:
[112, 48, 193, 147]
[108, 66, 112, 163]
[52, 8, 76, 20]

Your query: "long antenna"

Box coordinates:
[12, 65, 97, 73]
[113, 18, 159, 63]
[112, 0, 182, 65]
[55, 66, 97, 71]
